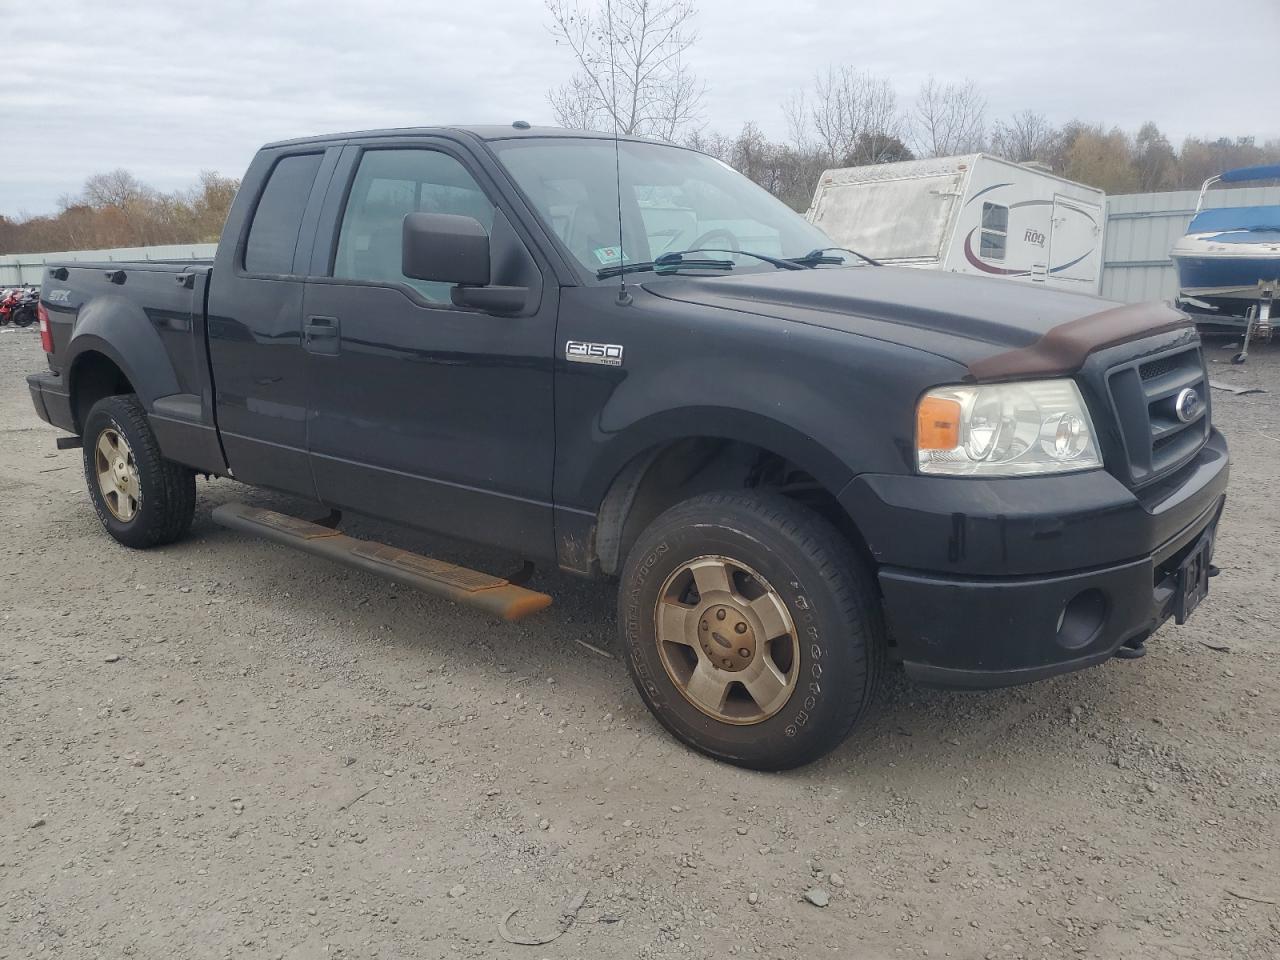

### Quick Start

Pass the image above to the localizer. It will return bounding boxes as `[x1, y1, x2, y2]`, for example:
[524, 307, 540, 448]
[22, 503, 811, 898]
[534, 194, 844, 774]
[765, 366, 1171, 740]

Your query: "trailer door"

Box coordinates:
[1046, 194, 1103, 289]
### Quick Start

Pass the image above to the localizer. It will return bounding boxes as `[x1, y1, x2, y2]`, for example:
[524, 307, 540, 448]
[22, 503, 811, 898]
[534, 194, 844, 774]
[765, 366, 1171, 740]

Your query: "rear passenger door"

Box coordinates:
[207, 147, 339, 496]
[301, 140, 558, 557]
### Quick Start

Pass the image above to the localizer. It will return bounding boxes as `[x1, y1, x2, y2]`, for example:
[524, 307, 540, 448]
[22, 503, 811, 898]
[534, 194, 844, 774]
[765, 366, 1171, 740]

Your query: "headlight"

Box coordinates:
[916, 379, 1102, 476]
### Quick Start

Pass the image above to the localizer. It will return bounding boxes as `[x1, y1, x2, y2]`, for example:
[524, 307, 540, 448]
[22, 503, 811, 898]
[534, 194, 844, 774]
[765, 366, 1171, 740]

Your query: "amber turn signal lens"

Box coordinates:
[917, 396, 961, 450]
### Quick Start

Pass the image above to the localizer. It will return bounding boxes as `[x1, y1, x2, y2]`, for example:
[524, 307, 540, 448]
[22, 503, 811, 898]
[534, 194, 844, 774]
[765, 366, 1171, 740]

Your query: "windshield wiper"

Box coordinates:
[596, 253, 735, 281]
[790, 246, 881, 267]
[596, 246, 815, 280]
[595, 244, 834, 281]
[662, 247, 806, 271]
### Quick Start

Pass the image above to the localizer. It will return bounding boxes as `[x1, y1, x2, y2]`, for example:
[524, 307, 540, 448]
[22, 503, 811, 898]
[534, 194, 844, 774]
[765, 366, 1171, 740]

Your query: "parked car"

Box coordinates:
[27, 125, 1228, 769]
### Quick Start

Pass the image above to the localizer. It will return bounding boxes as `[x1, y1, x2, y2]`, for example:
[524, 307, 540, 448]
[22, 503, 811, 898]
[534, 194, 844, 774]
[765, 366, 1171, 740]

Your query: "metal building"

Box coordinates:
[1102, 186, 1280, 303]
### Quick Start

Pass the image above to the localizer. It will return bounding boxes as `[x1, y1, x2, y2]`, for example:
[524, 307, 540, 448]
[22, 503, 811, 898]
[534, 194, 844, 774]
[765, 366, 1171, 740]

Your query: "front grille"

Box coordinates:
[1138, 355, 1179, 381]
[1105, 344, 1209, 486]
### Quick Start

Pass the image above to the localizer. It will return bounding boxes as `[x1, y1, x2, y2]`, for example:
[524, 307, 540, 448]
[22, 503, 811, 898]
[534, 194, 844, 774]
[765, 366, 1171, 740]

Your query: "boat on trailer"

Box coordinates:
[1171, 164, 1280, 362]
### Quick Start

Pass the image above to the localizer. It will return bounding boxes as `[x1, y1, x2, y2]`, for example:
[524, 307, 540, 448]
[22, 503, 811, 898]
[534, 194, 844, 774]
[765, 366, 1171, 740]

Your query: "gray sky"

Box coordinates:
[3, 0, 1277, 216]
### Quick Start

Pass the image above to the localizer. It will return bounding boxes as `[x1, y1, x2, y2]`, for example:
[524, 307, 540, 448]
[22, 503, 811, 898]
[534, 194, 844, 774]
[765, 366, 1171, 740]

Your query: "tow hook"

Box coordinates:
[1113, 636, 1147, 661]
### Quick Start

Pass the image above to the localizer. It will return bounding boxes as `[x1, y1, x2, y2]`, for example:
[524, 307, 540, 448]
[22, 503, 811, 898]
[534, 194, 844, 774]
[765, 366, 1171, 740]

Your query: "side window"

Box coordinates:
[334, 149, 496, 302]
[244, 153, 324, 275]
[980, 202, 1008, 261]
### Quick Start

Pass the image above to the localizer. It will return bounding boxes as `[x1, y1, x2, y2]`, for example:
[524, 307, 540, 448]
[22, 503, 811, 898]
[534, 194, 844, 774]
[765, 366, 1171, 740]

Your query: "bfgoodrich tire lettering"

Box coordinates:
[82, 394, 196, 549]
[619, 491, 884, 770]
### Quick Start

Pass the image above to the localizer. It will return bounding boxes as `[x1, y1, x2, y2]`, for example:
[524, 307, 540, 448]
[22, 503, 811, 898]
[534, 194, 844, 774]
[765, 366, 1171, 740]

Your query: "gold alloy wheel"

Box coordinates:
[654, 556, 800, 725]
[94, 427, 141, 522]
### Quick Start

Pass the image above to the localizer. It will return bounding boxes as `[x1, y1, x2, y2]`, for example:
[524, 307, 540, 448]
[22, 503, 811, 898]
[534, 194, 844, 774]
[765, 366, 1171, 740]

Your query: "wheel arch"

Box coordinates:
[582, 408, 867, 577]
[66, 295, 181, 429]
[68, 347, 137, 433]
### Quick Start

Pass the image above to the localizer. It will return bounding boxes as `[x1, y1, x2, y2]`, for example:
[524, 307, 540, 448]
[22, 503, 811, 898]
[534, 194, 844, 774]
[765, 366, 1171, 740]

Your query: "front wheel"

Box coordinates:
[619, 491, 884, 770]
[82, 395, 196, 548]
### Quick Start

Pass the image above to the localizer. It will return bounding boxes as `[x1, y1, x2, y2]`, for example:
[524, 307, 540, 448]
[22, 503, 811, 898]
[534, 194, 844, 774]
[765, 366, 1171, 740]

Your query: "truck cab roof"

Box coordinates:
[262, 124, 659, 150]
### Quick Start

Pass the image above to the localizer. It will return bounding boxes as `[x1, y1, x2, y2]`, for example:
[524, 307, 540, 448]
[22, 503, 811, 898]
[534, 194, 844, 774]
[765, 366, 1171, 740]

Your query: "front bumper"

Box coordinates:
[27, 370, 75, 433]
[840, 430, 1229, 688]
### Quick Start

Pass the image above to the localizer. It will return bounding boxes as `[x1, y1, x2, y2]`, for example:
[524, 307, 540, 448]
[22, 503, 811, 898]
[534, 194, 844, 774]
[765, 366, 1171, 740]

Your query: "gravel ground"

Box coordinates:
[1, 324, 1277, 960]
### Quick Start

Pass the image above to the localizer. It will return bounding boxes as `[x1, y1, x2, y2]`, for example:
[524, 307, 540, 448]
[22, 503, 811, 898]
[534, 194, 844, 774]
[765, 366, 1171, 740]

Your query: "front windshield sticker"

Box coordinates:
[593, 246, 623, 266]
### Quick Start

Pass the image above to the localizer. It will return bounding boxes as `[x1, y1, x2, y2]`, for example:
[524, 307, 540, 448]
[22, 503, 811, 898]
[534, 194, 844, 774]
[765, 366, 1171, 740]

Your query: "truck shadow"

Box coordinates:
[188, 481, 1128, 780]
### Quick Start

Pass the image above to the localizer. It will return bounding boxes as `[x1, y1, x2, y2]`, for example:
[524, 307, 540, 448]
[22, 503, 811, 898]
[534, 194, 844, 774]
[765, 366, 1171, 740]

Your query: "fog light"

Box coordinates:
[1056, 589, 1107, 650]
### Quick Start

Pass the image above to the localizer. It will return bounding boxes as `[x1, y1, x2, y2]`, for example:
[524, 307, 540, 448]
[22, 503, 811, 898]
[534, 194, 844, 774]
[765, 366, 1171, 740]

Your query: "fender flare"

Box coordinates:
[580, 406, 855, 512]
[66, 294, 180, 413]
[576, 407, 859, 576]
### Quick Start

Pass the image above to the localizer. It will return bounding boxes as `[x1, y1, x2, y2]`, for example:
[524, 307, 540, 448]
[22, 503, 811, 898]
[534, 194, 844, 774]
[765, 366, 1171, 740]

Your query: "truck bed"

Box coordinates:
[39, 258, 224, 473]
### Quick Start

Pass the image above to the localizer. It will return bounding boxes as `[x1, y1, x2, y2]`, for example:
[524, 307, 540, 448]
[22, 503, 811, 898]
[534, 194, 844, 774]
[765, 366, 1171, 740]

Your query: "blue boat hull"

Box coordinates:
[1174, 254, 1280, 293]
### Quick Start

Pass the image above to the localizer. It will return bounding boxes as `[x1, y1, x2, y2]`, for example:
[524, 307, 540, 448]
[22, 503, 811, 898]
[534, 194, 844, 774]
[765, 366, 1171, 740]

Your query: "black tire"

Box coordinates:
[82, 395, 196, 548]
[12, 306, 34, 328]
[619, 491, 884, 770]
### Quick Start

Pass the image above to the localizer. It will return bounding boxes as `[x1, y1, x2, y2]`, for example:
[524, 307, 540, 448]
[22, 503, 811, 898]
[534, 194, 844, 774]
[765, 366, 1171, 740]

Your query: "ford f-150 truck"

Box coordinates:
[28, 125, 1229, 769]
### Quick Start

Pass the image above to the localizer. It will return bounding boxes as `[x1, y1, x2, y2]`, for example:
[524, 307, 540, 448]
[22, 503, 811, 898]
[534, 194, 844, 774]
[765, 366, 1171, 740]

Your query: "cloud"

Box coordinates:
[2, 0, 1276, 214]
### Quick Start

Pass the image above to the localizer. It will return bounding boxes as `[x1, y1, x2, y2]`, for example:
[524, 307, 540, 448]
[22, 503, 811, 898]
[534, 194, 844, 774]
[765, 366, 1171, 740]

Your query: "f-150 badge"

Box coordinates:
[566, 341, 624, 366]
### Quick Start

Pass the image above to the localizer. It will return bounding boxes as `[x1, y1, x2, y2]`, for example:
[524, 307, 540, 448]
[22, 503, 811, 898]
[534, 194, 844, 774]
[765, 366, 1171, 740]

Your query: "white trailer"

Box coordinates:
[805, 154, 1105, 294]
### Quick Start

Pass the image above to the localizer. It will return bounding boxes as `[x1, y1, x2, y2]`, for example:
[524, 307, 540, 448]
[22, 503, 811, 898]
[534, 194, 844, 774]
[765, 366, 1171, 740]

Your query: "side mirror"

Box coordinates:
[402, 212, 490, 286]
[402, 212, 531, 316]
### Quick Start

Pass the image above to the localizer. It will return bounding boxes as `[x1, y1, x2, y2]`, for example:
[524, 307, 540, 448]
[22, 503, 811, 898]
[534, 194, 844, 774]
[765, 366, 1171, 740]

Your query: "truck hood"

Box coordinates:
[644, 266, 1190, 378]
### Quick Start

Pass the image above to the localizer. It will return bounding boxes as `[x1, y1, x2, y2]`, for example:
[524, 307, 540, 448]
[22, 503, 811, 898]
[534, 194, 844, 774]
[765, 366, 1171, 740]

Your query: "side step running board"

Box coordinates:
[211, 503, 552, 622]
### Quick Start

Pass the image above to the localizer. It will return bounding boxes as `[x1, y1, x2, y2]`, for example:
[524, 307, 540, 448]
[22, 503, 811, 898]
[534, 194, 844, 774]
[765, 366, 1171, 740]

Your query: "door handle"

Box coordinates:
[304, 315, 340, 354]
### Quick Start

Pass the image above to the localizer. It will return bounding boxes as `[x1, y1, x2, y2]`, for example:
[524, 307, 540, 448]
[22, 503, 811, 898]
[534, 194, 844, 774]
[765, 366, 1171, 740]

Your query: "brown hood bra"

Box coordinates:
[967, 300, 1192, 381]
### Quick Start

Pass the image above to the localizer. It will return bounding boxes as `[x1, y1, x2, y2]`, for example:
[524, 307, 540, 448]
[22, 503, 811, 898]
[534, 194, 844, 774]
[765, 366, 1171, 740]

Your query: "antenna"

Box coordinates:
[607, 0, 631, 305]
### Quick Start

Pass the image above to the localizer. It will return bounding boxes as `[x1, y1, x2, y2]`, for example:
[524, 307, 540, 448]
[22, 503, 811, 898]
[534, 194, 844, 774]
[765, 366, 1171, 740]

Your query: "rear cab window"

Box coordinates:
[243, 153, 325, 275]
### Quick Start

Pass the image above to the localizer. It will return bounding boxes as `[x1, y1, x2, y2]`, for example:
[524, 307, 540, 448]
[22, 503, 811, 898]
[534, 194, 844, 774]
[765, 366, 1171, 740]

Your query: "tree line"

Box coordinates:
[0, 170, 238, 256]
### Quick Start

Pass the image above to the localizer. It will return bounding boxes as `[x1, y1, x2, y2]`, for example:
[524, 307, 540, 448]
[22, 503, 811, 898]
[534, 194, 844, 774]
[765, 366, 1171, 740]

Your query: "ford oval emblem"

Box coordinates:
[1174, 387, 1202, 423]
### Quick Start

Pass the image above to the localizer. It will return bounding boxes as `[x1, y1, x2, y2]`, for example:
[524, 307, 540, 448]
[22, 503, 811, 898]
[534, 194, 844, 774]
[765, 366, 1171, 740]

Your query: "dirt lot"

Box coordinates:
[1, 325, 1277, 960]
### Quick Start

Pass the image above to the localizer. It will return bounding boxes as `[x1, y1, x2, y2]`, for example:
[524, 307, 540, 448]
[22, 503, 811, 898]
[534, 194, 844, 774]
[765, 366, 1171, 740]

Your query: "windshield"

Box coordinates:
[490, 137, 833, 277]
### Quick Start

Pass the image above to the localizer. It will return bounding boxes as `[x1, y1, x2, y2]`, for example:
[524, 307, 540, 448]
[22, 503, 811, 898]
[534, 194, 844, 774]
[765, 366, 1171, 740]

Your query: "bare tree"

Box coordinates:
[1131, 121, 1177, 191]
[547, 72, 607, 131]
[787, 67, 907, 167]
[80, 168, 160, 244]
[545, 0, 705, 141]
[81, 169, 150, 209]
[1057, 123, 1139, 193]
[989, 109, 1059, 164]
[186, 171, 242, 241]
[911, 77, 985, 158]
[682, 126, 732, 162]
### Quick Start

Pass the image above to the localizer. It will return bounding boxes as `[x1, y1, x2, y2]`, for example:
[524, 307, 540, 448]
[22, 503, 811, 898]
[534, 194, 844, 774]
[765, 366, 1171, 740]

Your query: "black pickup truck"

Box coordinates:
[28, 125, 1228, 769]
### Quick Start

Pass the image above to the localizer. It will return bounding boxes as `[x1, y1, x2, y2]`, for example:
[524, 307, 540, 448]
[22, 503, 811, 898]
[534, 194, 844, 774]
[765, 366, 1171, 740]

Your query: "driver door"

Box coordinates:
[302, 141, 558, 557]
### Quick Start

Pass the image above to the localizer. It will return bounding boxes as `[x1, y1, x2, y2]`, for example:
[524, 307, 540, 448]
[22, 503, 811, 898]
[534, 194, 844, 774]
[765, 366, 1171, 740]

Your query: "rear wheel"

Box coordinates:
[619, 491, 884, 770]
[82, 395, 196, 548]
